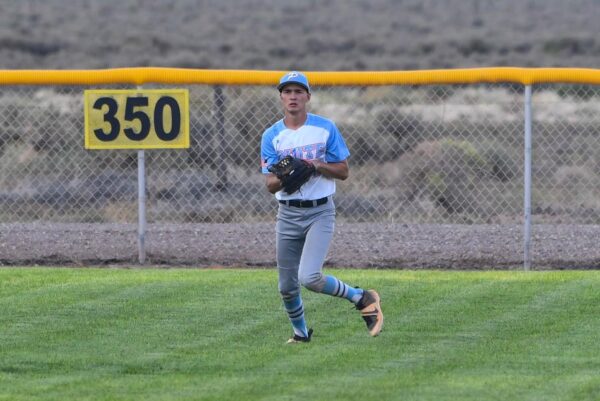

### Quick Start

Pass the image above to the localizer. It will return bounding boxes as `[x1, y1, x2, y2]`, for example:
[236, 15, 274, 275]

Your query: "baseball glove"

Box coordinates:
[268, 155, 316, 194]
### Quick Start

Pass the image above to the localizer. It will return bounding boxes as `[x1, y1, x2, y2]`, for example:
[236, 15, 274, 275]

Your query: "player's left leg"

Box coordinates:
[298, 204, 384, 336]
[298, 205, 363, 304]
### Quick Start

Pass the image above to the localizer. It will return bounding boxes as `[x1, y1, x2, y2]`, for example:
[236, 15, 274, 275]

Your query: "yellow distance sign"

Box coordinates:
[84, 89, 189, 149]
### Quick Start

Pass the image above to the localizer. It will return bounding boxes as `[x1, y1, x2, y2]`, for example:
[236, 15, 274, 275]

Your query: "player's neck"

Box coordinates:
[283, 111, 308, 130]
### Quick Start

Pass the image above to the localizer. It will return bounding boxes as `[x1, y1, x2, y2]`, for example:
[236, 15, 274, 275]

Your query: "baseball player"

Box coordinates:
[260, 71, 384, 343]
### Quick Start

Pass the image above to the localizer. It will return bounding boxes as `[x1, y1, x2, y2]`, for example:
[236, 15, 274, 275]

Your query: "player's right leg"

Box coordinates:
[277, 214, 310, 342]
[279, 284, 309, 340]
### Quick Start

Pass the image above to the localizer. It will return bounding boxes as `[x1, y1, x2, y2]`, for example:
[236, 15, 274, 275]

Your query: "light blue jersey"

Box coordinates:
[261, 113, 350, 200]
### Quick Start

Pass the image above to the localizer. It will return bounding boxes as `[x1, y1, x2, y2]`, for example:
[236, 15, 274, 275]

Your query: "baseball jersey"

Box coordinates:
[261, 113, 350, 201]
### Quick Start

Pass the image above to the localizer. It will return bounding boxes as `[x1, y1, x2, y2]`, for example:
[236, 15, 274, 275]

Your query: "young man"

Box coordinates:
[260, 71, 384, 343]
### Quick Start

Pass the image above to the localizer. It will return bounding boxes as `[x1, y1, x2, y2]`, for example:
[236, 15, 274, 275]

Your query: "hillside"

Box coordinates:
[0, 0, 598, 71]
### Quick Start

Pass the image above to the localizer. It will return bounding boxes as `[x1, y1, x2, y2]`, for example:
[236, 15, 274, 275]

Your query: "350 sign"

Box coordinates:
[84, 89, 189, 149]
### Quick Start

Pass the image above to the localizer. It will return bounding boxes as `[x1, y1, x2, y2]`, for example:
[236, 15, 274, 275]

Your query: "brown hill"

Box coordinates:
[0, 0, 598, 70]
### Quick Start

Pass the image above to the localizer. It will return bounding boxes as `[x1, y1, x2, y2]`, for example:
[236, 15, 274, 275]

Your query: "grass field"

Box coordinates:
[1, 268, 599, 401]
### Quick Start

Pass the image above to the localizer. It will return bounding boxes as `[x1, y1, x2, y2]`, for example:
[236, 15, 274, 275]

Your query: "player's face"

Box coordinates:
[280, 84, 310, 114]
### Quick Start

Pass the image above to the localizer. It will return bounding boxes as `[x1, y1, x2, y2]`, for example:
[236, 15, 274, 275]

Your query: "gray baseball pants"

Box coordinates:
[276, 198, 335, 300]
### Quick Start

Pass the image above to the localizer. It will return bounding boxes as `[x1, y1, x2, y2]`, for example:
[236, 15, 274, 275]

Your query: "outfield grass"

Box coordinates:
[0, 268, 599, 401]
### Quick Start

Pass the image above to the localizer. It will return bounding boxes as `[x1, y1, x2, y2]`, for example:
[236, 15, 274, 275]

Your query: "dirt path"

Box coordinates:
[2, 222, 600, 269]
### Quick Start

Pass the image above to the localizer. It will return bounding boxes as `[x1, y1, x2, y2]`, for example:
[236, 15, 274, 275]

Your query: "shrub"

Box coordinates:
[372, 108, 426, 158]
[387, 138, 487, 214]
[456, 38, 493, 56]
[480, 144, 519, 182]
[542, 37, 595, 56]
[342, 123, 401, 165]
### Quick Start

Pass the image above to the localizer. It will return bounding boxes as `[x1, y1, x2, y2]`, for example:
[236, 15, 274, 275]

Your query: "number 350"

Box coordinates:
[93, 96, 181, 142]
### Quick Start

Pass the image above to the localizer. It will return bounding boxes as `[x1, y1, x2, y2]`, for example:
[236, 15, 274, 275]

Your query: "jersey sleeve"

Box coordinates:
[325, 122, 350, 163]
[260, 128, 279, 174]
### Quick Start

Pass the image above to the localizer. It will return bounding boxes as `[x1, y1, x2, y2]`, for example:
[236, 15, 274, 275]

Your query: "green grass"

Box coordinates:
[1, 268, 599, 401]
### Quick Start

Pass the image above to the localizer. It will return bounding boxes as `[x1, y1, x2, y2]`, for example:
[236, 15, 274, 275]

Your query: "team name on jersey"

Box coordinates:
[279, 142, 326, 160]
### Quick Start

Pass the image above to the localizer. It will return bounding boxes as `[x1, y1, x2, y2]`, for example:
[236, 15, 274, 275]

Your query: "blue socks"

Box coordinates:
[283, 295, 308, 338]
[283, 277, 364, 337]
[322, 275, 364, 304]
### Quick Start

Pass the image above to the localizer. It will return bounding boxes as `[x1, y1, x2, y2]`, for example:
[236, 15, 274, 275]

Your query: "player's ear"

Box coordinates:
[306, 92, 311, 101]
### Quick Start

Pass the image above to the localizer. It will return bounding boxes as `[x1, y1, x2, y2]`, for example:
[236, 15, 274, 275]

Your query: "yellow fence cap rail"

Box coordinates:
[0, 67, 599, 86]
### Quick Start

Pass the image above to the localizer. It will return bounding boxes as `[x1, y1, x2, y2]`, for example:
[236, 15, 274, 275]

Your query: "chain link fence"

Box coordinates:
[1, 83, 599, 226]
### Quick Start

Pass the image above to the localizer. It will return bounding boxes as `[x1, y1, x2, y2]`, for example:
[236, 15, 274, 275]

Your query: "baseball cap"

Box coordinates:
[277, 71, 310, 93]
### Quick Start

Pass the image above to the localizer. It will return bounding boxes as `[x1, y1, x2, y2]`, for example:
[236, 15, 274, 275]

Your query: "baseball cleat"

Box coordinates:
[286, 328, 313, 344]
[356, 290, 384, 336]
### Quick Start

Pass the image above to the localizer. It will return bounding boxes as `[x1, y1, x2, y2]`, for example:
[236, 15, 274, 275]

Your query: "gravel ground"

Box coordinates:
[1, 222, 600, 269]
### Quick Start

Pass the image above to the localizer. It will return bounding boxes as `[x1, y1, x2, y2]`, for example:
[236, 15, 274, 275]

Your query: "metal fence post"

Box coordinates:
[136, 85, 147, 265]
[138, 148, 146, 264]
[523, 85, 533, 271]
[214, 86, 228, 189]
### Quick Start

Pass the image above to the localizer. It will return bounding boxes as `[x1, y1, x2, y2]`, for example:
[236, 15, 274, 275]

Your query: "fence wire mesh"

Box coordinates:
[0, 84, 599, 225]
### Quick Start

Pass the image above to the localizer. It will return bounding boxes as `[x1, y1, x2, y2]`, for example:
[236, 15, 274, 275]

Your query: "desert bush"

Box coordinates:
[364, 108, 427, 159]
[542, 37, 596, 56]
[342, 123, 401, 165]
[427, 139, 487, 213]
[376, 109, 424, 141]
[386, 138, 487, 214]
[455, 38, 494, 57]
[479, 143, 519, 182]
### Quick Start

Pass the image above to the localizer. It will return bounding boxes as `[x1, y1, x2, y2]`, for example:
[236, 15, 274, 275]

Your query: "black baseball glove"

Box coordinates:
[268, 155, 316, 194]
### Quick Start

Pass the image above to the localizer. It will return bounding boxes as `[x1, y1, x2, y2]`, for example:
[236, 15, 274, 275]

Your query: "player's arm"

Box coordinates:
[265, 173, 283, 194]
[261, 130, 283, 194]
[311, 159, 349, 181]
